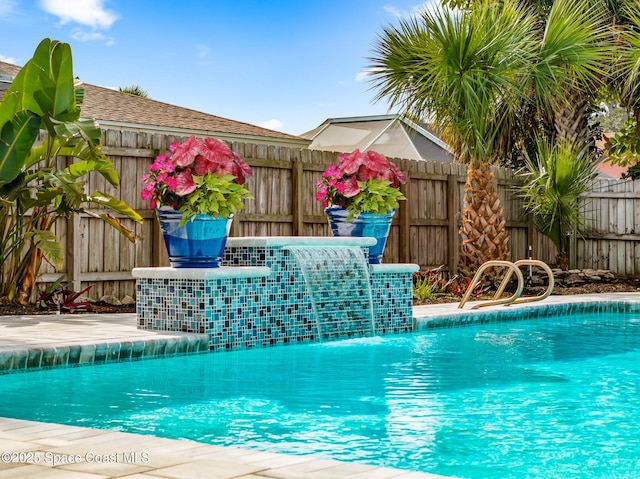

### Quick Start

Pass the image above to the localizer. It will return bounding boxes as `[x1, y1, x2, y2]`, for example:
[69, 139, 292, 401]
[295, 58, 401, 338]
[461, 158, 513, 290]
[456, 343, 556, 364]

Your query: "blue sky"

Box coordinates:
[0, 0, 430, 136]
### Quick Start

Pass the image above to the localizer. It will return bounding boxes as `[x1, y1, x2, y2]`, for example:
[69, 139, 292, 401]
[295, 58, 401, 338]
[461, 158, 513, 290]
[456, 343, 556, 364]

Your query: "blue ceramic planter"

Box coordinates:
[325, 206, 395, 264]
[156, 207, 233, 268]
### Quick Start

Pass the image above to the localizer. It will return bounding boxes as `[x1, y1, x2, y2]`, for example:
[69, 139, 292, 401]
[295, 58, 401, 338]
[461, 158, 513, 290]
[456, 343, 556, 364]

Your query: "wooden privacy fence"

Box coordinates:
[39, 129, 562, 300]
[574, 177, 640, 276]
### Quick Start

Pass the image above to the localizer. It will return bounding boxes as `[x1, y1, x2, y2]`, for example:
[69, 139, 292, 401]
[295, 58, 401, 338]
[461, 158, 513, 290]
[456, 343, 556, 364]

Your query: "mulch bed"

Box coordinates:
[1, 277, 638, 315]
[0, 301, 136, 316]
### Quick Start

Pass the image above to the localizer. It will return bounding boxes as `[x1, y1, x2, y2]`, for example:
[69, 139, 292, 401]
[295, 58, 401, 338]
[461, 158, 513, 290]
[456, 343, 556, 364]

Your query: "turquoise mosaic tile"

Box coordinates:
[415, 301, 640, 330]
[0, 336, 210, 374]
[136, 244, 416, 351]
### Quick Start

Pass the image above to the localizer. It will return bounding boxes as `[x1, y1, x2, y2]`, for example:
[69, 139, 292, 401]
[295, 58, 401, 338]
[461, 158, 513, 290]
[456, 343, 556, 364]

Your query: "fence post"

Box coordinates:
[399, 159, 411, 263]
[292, 149, 305, 236]
[66, 214, 81, 292]
[152, 216, 163, 267]
[447, 173, 459, 275]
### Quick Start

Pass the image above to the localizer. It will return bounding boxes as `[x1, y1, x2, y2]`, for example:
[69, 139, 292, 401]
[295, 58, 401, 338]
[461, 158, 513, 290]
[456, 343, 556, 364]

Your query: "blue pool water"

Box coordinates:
[2, 311, 640, 478]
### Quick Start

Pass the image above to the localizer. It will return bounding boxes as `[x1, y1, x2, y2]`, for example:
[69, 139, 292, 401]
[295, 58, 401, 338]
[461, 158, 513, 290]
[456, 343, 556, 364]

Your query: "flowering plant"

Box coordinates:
[315, 149, 406, 220]
[140, 135, 252, 225]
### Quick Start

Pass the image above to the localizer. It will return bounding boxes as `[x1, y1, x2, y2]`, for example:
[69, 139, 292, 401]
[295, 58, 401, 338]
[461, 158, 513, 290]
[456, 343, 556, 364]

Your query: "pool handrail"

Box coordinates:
[511, 259, 555, 305]
[458, 259, 554, 309]
[458, 260, 524, 309]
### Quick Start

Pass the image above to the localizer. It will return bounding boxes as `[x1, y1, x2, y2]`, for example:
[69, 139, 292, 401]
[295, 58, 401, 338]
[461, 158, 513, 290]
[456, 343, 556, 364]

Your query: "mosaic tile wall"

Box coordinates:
[136, 245, 415, 351]
[371, 271, 414, 335]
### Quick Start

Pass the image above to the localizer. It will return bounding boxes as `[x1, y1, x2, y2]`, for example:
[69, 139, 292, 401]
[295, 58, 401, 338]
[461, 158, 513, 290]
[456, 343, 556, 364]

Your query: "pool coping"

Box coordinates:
[0, 292, 638, 478]
[0, 313, 210, 374]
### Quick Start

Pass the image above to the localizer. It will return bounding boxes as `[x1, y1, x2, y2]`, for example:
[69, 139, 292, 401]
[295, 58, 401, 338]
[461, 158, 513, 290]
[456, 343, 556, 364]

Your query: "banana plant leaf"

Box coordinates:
[31, 229, 64, 270]
[0, 110, 40, 185]
[86, 190, 143, 226]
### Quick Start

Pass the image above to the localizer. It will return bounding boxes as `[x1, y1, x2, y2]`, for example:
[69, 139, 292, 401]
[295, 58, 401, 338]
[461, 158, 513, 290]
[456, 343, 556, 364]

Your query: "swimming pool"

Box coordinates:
[1, 307, 639, 478]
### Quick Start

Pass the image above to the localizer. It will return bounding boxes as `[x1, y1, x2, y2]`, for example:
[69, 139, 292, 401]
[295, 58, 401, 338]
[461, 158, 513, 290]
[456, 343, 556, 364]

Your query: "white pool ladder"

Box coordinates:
[458, 259, 555, 309]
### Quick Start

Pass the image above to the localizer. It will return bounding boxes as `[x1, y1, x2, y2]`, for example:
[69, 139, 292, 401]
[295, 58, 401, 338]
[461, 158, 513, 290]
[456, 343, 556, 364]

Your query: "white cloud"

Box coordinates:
[354, 71, 372, 83]
[71, 28, 115, 46]
[71, 28, 114, 45]
[40, 0, 117, 29]
[0, 54, 16, 64]
[259, 119, 284, 131]
[384, 1, 438, 18]
[0, 0, 17, 17]
[383, 5, 404, 17]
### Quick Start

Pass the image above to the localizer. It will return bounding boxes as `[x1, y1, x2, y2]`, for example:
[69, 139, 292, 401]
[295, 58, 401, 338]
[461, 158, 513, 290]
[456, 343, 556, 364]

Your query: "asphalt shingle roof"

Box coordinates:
[0, 61, 303, 143]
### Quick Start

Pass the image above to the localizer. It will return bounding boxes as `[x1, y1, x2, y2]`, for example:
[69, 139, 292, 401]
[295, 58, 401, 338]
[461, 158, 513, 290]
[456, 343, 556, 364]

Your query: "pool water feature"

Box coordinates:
[287, 246, 374, 340]
[133, 237, 417, 351]
[1, 309, 640, 478]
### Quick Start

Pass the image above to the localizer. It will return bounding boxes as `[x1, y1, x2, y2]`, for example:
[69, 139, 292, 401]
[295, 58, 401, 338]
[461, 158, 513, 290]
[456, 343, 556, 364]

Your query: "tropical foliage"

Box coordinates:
[519, 140, 597, 269]
[369, 0, 612, 274]
[118, 85, 148, 98]
[369, 0, 534, 276]
[0, 38, 142, 305]
[605, 0, 640, 173]
[412, 267, 486, 302]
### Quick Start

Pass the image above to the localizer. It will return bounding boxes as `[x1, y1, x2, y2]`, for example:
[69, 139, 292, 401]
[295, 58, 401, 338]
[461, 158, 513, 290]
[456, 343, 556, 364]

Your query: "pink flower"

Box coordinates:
[148, 156, 165, 171]
[172, 135, 201, 167]
[193, 155, 219, 176]
[174, 170, 197, 196]
[139, 135, 251, 212]
[140, 186, 154, 201]
[322, 164, 342, 179]
[316, 186, 328, 202]
[364, 150, 390, 173]
[342, 176, 360, 197]
[165, 176, 178, 190]
[201, 137, 234, 163]
[315, 148, 405, 212]
[339, 149, 367, 176]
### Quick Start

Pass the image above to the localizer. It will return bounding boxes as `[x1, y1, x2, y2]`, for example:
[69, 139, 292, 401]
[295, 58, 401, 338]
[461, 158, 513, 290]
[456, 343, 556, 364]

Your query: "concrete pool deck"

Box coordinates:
[0, 292, 637, 478]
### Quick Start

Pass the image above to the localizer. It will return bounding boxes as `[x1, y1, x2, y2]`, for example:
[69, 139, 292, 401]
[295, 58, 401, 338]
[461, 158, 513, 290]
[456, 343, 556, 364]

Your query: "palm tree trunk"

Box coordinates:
[15, 211, 55, 305]
[459, 161, 510, 280]
[553, 88, 593, 154]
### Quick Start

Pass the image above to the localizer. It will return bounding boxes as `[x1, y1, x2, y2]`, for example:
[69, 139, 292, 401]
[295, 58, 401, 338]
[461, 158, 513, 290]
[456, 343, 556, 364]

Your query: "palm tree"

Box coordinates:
[369, 0, 611, 275]
[606, 0, 640, 169]
[529, 0, 612, 154]
[519, 139, 597, 269]
[369, 0, 536, 277]
[119, 85, 149, 98]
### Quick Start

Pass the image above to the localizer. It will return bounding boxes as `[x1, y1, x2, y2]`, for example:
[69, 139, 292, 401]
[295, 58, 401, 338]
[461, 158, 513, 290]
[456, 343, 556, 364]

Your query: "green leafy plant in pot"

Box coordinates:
[140, 135, 252, 267]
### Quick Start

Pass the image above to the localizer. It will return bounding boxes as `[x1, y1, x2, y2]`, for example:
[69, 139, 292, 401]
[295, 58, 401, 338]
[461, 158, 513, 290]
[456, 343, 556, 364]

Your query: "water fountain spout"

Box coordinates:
[287, 246, 375, 341]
